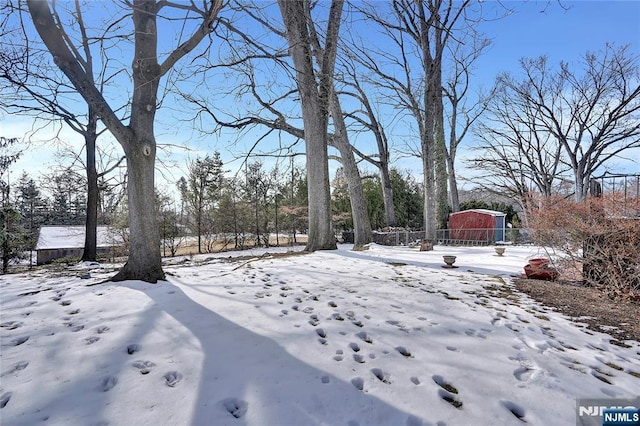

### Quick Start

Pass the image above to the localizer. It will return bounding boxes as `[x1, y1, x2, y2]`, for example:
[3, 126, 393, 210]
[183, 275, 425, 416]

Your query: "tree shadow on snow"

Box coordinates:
[125, 278, 420, 426]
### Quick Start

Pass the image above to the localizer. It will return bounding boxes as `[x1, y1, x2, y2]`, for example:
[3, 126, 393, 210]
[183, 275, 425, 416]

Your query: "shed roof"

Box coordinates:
[36, 226, 122, 250]
[449, 209, 506, 217]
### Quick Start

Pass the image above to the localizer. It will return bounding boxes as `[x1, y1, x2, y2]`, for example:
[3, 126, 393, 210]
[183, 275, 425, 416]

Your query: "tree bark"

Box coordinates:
[81, 108, 98, 261]
[277, 0, 341, 251]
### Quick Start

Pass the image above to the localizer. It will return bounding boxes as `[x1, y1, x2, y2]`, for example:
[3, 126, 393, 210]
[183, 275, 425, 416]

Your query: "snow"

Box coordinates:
[35, 226, 122, 250]
[1, 244, 639, 426]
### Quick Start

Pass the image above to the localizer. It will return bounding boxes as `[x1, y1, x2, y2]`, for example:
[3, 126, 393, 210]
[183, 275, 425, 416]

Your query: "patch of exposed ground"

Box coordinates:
[514, 278, 640, 345]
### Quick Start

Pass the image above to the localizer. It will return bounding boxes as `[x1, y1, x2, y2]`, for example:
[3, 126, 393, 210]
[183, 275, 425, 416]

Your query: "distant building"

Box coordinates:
[448, 209, 507, 244]
[35, 226, 124, 265]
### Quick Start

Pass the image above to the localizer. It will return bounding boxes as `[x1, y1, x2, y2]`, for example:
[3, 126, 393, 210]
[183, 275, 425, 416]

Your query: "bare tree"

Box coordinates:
[354, 0, 478, 239]
[443, 36, 491, 212]
[338, 55, 396, 228]
[493, 45, 640, 201]
[26, 0, 223, 282]
[276, 0, 343, 250]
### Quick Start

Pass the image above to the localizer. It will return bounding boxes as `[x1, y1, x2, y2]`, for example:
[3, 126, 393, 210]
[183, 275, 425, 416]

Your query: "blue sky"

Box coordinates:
[2, 0, 639, 195]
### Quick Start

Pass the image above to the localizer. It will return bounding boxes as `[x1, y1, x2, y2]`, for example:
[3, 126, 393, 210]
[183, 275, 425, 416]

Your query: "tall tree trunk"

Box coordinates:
[112, 0, 164, 281]
[329, 89, 372, 249]
[278, 0, 341, 251]
[447, 155, 460, 212]
[82, 108, 98, 261]
[112, 146, 164, 282]
[380, 166, 396, 228]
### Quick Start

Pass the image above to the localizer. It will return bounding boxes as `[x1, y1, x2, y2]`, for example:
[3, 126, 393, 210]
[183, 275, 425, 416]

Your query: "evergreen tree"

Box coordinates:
[178, 153, 224, 253]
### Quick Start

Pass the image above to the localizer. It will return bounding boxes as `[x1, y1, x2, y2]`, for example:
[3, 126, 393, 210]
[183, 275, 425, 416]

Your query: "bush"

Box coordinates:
[526, 194, 640, 300]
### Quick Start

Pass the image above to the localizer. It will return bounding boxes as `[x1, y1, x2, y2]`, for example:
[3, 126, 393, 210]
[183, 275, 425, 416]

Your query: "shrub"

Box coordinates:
[526, 194, 640, 300]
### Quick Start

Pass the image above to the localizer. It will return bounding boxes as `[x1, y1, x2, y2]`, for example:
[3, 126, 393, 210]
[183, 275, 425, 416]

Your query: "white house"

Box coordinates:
[35, 226, 124, 265]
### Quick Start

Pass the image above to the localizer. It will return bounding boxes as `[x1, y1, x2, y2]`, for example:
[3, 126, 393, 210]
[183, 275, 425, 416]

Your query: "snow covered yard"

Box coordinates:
[1, 244, 639, 426]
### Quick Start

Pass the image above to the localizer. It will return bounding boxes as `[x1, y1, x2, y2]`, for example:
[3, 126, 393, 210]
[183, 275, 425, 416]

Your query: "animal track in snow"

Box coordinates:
[351, 377, 364, 391]
[410, 376, 421, 385]
[321, 375, 330, 384]
[371, 368, 391, 384]
[163, 371, 183, 387]
[333, 355, 344, 361]
[513, 366, 536, 382]
[2, 361, 29, 377]
[59, 300, 72, 306]
[353, 354, 365, 363]
[302, 307, 314, 314]
[222, 398, 248, 418]
[433, 375, 459, 395]
[71, 325, 85, 332]
[349, 342, 361, 352]
[501, 400, 527, 422]
[352, 320, 364, 328]
[332, 313, 344, 321]
[395, 346, 412, 357]
[132, 360, 155, 375]
[11, 336, 29, 346]
[126, 344, 141, 355]
[0, 392, 12, 408]
[85, 336, 100, 345]
[316, 328, 327, 338]
[99, 375, 118, 392]
[309, 315, 320, 327]
[328, 301, 337, 307]
[438, 389, 463, 409]
[356, 331, 373, 344]
[96, 325, 110, 334]
[0, 321, 23, 330]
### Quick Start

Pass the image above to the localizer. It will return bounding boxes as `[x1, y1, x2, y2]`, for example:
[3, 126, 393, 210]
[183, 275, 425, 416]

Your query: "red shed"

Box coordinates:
[448, 209, 506, 243]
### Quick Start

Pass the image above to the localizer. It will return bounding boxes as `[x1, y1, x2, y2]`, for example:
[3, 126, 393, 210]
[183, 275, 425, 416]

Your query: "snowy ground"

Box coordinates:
[1, 244, 639, 426]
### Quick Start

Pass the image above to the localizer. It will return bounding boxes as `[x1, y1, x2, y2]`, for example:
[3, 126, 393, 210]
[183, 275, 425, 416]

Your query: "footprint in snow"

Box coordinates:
[67, 309, 80, 315]
[71, 325, 85, 332]
[99, 376, 118, 392]
[349, 342, 360, 352]
[371, 368, 391, 384]
[95, 325, 110, 334]
[132, 360, 155, 375]
[356, 331, 373, 344]
[60, 300, 72, 306]
[353, 354, 365, 363]
[11, 336, 29, 346]
[352, 320, 364, 328]
[396, 346, 412, 357]
[2, 361, 29, 377]
[328, 301, 337, 308]
[164, 371, 183, 387]
[85, 336, 100, 345]
[309, 315, 320, 327]
[126, 344, 141, 355]
[433, 375, 463, 409]
[410, 376, 421, 385]
[0, 392, 12, 409]
[332, 313, 344, 321]
[316, 328, 327, 338]
[1, 321, 23, 330]
[351, 377, 364, 391]
[501, 400, 527, 422]
[513, 366, 536, 382]
[222, 398, 248, 418]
